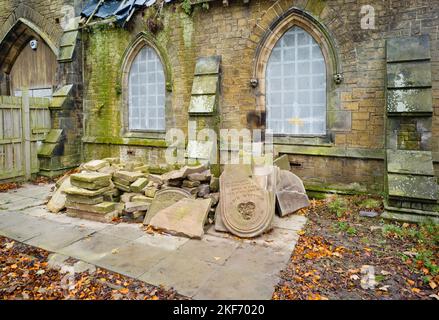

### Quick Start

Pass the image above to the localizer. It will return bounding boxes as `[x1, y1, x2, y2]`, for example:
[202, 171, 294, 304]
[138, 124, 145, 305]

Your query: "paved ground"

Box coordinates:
[0, 184, 306, 300]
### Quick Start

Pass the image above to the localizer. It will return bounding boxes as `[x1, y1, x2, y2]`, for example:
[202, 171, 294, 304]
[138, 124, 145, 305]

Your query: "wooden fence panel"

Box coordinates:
[0, 94, 51, 181]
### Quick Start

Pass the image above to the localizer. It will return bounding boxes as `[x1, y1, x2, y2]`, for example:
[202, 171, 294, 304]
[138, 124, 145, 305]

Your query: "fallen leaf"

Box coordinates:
[378, 285, 390, 292]
[429, 281, 437, 290]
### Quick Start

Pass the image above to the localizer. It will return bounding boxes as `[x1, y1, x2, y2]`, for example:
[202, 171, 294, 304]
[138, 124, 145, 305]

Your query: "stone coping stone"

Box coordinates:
[44, 129, 63, 144]
[274, 154, 291, 171]
[83, 160, 109, 171]
[66, 209, 119, 223]
[66, 194, 104, 205]
[149, 198, 212, 239]
[66, 201, 116, 214]
[114, 171, 146, 183]
[388, 173, 438, 202]
[70, 172, 111, 189]
[387, 149, 434, 176]
[64, 185, 113, 197]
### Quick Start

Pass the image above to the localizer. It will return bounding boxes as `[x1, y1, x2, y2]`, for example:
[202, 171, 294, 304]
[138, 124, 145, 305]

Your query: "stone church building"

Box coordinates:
[0, 0, 438, 222]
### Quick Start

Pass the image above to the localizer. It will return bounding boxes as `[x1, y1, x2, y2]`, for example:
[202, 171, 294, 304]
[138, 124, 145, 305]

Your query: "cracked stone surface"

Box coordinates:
[0, 183, 307, 299]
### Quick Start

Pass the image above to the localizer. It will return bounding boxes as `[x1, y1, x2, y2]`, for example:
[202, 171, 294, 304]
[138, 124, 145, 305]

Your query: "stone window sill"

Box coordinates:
[273, 135, 333, 147]
[123, 131, 166, 140]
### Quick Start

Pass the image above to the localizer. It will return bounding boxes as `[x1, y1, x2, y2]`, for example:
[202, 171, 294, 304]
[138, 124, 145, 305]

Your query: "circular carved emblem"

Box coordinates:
[237, 202, 256, 220]
[220, 175, 274, 238]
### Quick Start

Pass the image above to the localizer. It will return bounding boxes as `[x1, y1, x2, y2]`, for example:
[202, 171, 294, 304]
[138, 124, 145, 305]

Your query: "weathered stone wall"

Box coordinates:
[79, 0, 439, 194]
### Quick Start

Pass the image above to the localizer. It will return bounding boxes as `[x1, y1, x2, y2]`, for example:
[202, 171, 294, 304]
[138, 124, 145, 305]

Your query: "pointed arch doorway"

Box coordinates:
[0, 19, 58, 97]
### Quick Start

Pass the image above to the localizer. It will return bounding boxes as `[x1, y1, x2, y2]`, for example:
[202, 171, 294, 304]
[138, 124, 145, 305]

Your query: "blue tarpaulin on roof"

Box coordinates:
[81, 0, 172, 26]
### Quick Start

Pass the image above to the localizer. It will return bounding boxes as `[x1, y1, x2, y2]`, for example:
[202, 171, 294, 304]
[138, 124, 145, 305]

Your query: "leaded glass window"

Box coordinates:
[129, 46, 166, 131]
[266, 26, 326, 135]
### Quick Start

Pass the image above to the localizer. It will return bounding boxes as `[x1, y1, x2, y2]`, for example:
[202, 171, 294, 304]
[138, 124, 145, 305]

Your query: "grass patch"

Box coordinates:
[328, 197, 349, 218]
[334, 221, 357, 236]
[357, 198, 381, 209]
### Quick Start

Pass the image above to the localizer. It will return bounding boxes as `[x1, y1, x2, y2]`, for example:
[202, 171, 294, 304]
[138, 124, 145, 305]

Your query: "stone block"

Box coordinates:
[194, 56, 221, 75]
[124, 202, 150, 213]
[114, 170, 145, 183]
[64, 185, 113, 197]
[182, 180, 201, 188]
[387, 150, 434, 176]
[387, 35, 430, 62]
[65, 201, 116, 214]
[387, 88, 433, 114]
[130, 177, 148, 193]
[70, 172, 111, 190]
[388, 174, 438, 201]
[387, 61, 431, 88]
[83, 160, 109, 171]
[66, 194, 104, 205]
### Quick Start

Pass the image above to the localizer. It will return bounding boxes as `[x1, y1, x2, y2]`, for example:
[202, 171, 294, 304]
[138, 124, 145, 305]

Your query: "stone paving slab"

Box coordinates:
[0, 211, 41, 232]
[26, 224, 96, 252]
[0, 215, 55, 242]
[176, 234, 239, 266]
[98, 223, 146, 241]
[95, 240, 173, 278]
[139, 252, 220, 297]
[223, 244, 292, 277]
[0, 183, 307, 300]
[1, 198, 46, 211]
[193, 268, 280, 300]
[134, 233, 189, 251]
[59, 232, 131, 263]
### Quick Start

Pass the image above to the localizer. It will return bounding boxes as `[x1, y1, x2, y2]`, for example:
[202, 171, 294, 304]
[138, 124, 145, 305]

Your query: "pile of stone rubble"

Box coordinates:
[48, 158, 220, 238]
[47, 155, 309, 239]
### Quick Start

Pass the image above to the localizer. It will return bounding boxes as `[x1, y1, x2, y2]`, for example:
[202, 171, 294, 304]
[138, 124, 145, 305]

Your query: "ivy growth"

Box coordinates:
[181, 0, 193, 15]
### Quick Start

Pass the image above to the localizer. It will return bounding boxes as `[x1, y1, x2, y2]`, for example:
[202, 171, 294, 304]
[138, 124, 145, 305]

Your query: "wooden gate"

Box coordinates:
[0, 91, 51, 181]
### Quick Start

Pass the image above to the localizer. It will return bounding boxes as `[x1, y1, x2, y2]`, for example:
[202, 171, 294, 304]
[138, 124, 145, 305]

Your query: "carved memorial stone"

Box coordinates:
[149, 198, 212, 239]
[219, 165, 275, 238]
[143, 187, 194, 225]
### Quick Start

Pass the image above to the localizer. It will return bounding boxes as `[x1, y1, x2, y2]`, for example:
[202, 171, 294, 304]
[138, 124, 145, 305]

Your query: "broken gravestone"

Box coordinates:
[143, 187, 194, 225]
[149, 198, 212, 239]
[214, 202, 228, 233]
[276, 170, 310, 217]
[219, 164, 275, 238]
